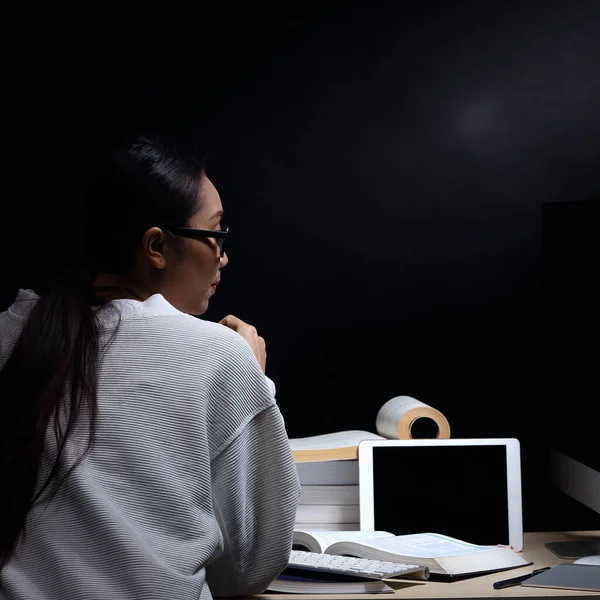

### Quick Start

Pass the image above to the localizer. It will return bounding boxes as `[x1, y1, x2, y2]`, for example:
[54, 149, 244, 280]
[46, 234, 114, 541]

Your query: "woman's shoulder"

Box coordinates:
[110, 298, 255, 361]
[3, 288, 39, 320]
[161, 314, 254, 356]
[146, 314, 267, 388]
[97, 294, 233, 337]
[164, 312, 246, 344]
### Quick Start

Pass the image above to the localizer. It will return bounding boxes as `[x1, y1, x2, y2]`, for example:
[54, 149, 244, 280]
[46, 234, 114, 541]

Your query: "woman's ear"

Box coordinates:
[142, 227, 168, 269]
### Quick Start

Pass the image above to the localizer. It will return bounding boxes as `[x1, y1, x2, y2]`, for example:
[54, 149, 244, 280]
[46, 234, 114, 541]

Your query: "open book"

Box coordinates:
[292, 530, 531, 577]
[289, 395, 451, 462]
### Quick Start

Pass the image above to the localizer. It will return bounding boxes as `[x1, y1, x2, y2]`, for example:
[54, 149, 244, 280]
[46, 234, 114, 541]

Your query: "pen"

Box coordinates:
[492, 567, 551, 589]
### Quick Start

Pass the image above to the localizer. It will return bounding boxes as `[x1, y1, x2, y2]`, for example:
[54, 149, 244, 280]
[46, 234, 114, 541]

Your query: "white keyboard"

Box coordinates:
[288, 549, 429, 580]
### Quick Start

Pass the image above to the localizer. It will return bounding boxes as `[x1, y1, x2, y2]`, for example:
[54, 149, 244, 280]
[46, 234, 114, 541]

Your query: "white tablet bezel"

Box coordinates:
[358, 438, 524, 552]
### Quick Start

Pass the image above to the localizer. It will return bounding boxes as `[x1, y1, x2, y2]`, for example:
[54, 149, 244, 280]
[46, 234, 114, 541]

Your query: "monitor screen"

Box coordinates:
[372, 445, 509, 546]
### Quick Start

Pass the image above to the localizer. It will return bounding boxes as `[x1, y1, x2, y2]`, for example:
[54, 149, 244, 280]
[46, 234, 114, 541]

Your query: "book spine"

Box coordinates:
[298, 485, 359, 505]
[295, 504, 360, 523]
[293, 522, 361, 531]
[295, 460, 359, 485]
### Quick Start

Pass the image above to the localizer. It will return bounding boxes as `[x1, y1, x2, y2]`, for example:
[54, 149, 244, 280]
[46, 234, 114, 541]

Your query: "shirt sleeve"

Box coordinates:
[265, 375, 276, 398]
[205, 403, 300, 597]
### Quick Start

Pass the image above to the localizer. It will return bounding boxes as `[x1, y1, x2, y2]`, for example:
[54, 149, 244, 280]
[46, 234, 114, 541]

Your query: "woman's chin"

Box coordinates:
[194, 298, 210, 316]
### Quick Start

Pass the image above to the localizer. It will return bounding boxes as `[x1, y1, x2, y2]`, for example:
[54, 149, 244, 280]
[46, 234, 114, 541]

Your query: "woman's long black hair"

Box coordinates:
[0, 135, 206, 567]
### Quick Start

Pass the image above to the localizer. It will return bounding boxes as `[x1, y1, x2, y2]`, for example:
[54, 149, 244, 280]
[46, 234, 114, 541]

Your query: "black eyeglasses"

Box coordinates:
[164, 226, 229, 257]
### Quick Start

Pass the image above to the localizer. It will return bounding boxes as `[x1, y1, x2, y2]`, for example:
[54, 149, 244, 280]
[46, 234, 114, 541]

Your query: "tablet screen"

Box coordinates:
[371, 445, 509, 545]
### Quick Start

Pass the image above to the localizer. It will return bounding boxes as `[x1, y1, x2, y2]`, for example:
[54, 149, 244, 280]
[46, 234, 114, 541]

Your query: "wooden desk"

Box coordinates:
[251, 530, 600, 599]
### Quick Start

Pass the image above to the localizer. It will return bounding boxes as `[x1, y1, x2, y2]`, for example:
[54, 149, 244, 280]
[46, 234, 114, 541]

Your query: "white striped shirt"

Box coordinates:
[0, 289, 300, 600]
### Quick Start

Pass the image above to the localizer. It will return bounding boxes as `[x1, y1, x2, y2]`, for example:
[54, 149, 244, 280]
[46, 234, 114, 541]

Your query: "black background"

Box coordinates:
[3, 0, 599, 533]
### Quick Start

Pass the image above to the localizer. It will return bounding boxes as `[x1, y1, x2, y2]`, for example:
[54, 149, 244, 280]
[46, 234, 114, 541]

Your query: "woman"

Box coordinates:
[0, 135, 300, 599]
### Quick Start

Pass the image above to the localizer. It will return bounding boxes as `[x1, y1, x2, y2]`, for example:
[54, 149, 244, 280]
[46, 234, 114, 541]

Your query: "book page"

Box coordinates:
[339, 532, 496, 558]
[293, 530, 393, 552]
[375, 396, 451, 439]
[289, 430, 384, 451]
[325, 532, 529, 576]
[437, 547, 529, 574]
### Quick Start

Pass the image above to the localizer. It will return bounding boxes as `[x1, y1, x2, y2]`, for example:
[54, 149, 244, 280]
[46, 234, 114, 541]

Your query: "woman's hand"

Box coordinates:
[218, 315, 267, 374]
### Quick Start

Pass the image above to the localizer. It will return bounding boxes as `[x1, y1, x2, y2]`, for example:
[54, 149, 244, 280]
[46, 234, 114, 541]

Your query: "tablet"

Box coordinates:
[522, 564, 600, 592]
[358, 438, 523, 552]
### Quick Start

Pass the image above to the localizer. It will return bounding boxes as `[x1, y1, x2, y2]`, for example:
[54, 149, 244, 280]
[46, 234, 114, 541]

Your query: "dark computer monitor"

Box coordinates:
[541, 198, 600, 558]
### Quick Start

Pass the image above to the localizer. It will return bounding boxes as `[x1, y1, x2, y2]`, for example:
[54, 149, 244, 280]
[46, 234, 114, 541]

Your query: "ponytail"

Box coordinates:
[0, 272, 100, 566]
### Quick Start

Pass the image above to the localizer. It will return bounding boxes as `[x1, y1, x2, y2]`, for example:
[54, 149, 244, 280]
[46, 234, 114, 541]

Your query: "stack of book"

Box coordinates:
[295, 459, 360, 531]
[289, 395, 451, 531]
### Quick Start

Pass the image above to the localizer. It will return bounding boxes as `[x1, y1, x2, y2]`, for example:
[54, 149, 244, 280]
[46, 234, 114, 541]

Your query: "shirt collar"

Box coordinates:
[7, 288, 182, 323]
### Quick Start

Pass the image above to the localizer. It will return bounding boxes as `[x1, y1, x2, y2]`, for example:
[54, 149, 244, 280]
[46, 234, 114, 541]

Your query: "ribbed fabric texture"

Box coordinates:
[0, 290, 300, 600]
